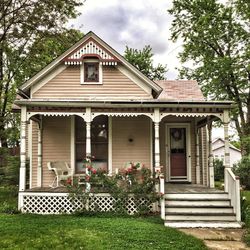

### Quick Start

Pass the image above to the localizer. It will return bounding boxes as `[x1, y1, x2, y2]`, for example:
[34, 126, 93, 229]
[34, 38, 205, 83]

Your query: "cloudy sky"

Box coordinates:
[69, 0, 237, 139]
[69, 0, 182, 79]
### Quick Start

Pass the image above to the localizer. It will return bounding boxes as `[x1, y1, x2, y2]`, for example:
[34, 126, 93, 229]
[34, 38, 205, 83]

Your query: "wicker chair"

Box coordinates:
[47, 161, 72, 188]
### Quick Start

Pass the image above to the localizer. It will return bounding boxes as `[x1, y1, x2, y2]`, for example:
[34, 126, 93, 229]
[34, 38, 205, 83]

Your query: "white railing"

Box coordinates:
[159, 174, 165, 220]
[225, 168, 241, 221]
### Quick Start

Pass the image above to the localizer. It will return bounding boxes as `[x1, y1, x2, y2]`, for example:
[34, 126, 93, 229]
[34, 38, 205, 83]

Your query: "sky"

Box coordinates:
[69, 0, 237, 140]
[69, 0, 181, 79]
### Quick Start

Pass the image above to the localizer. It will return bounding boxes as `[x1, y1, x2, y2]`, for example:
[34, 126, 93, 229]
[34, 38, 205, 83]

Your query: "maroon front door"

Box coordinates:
[170, 128, 187, 178]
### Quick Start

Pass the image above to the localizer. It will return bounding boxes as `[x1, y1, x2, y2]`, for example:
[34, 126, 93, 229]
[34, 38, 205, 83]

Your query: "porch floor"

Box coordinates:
[165, 183, 225, 194]
[24, 184, 225, 194]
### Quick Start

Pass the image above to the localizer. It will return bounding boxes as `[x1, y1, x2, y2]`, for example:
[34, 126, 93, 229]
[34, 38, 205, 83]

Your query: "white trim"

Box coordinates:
[195, 123, 200, 184]
[150, 119, 153, 172]
[80, 60, 103, 85]
[108, 116, 112, 174]
[116, 64, 152, 95]
[31, 65, 67, 95]
[71, 116, 75, 174]
[160, 112, 223, 121]
[37, 119, 42, 187]
[165, 123, 192, 182]
[28, 121, 32, 189]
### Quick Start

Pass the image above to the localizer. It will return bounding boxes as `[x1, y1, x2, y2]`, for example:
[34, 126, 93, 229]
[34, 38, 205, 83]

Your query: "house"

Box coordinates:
[212, 138, 241, 167]
[14, 31, 241, 228]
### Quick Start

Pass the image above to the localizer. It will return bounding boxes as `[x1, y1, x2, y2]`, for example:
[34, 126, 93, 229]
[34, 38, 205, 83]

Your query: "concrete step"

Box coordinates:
[165, 213, 236, 221]
[164, 221, 242, 228]
[165, 206, 234, 214]
[165, 193, 229, 199]
[165, 199, 231, 206]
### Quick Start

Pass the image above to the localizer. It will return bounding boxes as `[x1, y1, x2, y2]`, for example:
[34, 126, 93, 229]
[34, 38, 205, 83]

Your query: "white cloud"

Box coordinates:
[69, 0, 182, 79]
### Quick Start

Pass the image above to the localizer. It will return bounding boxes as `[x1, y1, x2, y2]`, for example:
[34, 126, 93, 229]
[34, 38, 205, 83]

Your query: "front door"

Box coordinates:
[166, 124, 191, 182]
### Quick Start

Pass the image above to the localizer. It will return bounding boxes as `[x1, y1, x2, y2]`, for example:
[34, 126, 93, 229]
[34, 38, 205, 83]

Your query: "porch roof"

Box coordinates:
[15, 98, 234, 109]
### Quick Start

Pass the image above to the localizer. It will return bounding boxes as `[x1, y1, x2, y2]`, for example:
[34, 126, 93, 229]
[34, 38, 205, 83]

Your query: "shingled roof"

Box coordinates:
[155, 80, 205, 101]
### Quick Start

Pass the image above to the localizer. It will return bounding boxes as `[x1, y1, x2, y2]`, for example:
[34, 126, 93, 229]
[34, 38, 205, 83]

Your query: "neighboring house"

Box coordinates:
[212, 138, 242, 167]
[14, 31, 241, 228]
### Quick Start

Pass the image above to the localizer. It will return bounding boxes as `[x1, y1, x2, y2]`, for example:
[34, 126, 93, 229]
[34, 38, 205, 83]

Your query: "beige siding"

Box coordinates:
[31, 121, 38, 188]
[41, 117, 71, 187]
[112, 116, 151, 171]
[159, 116, 197, 183]
[33, 65, 151, 99]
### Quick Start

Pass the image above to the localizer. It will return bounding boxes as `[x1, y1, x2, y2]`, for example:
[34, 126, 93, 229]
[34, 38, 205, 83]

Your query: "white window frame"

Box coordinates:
[80, 58, 103, 85]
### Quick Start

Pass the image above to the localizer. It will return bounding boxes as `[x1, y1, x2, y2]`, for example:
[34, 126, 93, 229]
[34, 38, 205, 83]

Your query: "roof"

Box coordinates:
[19, 31, 162, 96]
[155, 80, 204, 101]
[212, 138, 241, 152]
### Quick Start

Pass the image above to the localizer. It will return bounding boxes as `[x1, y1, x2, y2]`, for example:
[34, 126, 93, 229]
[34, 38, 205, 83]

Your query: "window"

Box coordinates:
[80, 58, 102, 84]
[84, 63, 99, 82]
[75, 116, 108, 174]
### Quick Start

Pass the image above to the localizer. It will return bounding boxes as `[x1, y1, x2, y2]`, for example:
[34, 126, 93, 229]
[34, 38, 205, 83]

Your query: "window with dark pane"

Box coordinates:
[75, 115, 108, 174]
[84, 62, 99, 82]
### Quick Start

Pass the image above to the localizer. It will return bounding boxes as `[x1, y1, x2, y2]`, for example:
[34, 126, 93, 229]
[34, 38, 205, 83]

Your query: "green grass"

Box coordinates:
[0, 186, 207, 250]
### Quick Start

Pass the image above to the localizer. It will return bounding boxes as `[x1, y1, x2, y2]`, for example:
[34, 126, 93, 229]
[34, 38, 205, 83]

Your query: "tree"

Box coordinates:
[169, 0, 250, 155]
[124, 45, 167, 81]
[0, 0, 83, 147]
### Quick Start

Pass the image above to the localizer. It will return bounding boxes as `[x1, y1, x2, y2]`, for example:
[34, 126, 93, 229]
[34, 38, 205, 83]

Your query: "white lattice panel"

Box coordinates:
[20, 193, 154, 215]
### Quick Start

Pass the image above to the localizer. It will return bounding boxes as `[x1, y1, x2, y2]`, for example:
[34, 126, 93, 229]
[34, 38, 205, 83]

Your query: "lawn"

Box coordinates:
[0, 186, 207, 250]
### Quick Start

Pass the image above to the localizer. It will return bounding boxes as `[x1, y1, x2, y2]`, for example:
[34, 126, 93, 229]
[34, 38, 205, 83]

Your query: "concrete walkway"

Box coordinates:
[180, 228, 250, 250]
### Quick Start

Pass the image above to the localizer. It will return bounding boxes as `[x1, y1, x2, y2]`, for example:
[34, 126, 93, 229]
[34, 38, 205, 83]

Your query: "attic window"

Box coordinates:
[80, 58, 102, 84]
[84, 63, 99, 82]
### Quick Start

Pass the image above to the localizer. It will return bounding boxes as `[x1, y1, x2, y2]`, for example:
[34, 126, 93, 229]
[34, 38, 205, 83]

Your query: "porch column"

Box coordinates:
[195, 125, 201, 184]
[223, 110, 230, 192]
[154, 108, 160, 168]
[37, 118, 42, 187]
[19, 106, 27, 191]
[85, 108, 92, 157]
[207, 121, 214, 188]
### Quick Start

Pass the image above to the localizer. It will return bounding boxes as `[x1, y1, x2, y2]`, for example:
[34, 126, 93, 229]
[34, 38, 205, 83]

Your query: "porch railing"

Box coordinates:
[159, 174, 165, 220]
[225, 168, 241, 221]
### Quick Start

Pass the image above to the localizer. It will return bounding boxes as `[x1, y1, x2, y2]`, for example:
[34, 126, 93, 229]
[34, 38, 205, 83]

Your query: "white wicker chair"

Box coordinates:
[47, 161, 72, 188]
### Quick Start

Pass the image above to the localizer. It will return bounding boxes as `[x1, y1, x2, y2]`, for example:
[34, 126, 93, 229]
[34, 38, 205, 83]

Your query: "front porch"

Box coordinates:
[16, 103, 242, 227]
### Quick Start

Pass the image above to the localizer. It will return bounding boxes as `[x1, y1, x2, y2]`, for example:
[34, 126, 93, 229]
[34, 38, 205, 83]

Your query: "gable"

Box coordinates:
[32, 65, 152, 99]
[20, 31, 162, 98]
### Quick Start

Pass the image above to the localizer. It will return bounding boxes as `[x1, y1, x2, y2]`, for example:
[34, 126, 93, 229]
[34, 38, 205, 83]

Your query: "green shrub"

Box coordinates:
[0, 201, 19, 214]
[214, 158, 224, 181]
[233, 156, 250, 189]
[3, 156, 20, 185]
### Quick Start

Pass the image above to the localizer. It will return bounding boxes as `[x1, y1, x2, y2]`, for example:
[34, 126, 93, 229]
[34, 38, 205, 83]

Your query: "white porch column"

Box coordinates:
[195, 125, 201, 184]
[85, 108, 92, 157]
[19, 106, 27, 191]
[207, 121, 214, 188]
[223, 110, 230, 192]
[154, 108, 160, 168]
[37, 118, 42, 187]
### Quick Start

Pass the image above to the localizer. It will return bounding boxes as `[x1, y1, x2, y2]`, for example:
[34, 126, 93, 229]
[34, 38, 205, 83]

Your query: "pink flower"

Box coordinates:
[92, 169, 97, 174]
[66, 177, 72, 185]
[127, 168, 132, 173]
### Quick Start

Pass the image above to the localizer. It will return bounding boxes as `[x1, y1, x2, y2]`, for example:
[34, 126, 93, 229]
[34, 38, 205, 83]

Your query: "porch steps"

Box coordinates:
[164, 192, 242, 228]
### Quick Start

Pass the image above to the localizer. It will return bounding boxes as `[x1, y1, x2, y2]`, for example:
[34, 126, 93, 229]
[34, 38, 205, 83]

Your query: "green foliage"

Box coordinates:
[213, 158, 224, 181]
[233, 156, 250, 189]
[124, 45, 167, 80]
[169, 0, 250, 155]
[0, 0, 83, 147]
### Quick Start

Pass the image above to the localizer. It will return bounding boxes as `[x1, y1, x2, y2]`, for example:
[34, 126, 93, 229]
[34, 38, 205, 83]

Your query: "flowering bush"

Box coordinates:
[68, 159, 160, 215]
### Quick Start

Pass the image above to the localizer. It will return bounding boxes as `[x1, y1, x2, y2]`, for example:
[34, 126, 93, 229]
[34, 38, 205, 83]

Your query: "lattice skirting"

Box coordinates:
[19, 192, 156, 215]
